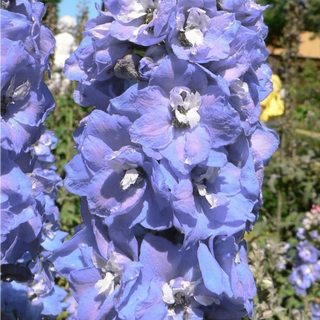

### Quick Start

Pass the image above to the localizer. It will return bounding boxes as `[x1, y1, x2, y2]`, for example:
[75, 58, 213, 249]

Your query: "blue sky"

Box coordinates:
[58, 0, 100, 20]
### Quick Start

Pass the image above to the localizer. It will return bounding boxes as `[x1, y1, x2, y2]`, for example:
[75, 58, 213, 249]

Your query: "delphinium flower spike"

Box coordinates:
[52, 0, 279, 319]
[1, 1, 67, 318]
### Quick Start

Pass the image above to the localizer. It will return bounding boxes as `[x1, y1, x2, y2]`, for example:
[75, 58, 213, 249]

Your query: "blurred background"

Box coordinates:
[41, 1, 320, 319]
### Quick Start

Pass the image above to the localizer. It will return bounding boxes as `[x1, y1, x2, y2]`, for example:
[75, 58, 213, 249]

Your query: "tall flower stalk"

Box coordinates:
[50, 0, 279, 319]
[1, 1, 67, 318]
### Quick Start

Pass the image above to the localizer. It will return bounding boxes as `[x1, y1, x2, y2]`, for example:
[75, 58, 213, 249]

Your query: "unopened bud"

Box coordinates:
[261, 278, 273, 290]
[114, 54, 140, 80]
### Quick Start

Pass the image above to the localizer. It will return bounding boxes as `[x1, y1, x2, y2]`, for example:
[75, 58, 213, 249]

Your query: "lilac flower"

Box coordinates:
[63, 11, 141, 109]
[138, 44, 167, 81]
[117, 233, 209, 320]
[1, 45, 55, 154]
[1, 132, 66, 320]
[184, 159, 259, 245]
[33, 131, 59, 164]
[50, 201, 140, 320]
[299, 204, 320, 245]
[53, 219, 228, 320]
[148, 52, 210, 94]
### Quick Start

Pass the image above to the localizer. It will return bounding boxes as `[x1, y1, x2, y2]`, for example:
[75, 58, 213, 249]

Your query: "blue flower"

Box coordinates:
[63, 12, 142, 109]
[0, 152, 44, 264]
[289, 262, 320, 296]
[107, 0, 175, 46]
[297, 241, 319, 264]
[1, 1, 68, 318]
[50, 206, 141, 320]
[169, 0, 240, 63]
[311, 303, 320, 320]
[117, 233, 208, 319]
[1, 1, 55, 155]
[198, 235, 256, 319]
[110, 83, 241, 174]
[1, 273, 68, 319]
[289, 204, 320, 296]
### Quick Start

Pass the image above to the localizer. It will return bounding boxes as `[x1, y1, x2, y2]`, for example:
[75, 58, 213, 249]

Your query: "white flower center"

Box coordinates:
[170, 88, 201, 128]
[182, 8, 210, 47]
[230, 79, 249, 98]
[235, 251, 241, 264]
[162, 279, 197, 305]
[162, 282, 175, 305]
[92, 250, 132, 296]
[117, 0, 158, 23]
[162, 278, 217, 316]
[95, 272, 115, 296]
[197, 184, 218, 209]
[120, 168, 140, 190]
[193, 167, 219, 208]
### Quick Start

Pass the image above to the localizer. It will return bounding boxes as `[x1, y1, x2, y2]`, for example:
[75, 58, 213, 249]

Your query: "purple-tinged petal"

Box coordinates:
[149, 54, 208, 94]
[130, 105, 173, 149]
[109, 84, 167, 121]
[250, 125, 279, 166]
[64, 154, 92, 196]
[184, 126, 211, 166]
[198, 242, 233, 297]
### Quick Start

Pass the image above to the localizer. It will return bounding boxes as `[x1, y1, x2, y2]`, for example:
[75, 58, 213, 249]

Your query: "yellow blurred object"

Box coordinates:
[260, 74, 285, 122]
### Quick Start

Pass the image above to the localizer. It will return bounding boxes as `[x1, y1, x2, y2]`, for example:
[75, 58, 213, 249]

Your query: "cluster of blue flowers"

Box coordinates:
[49, 0, 279, 319]
[311, 302, 320, 320]
[1, 1, 67, 318]
[289, 204, 320, 296]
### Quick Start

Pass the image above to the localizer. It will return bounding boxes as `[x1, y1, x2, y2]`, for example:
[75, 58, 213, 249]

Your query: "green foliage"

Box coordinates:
[261, 59, 320, 245]
[257, 0, 286, 47]
[293, 60, 320, 122]
[257, 0, 320, 46]
[243, 54, 320, 319]
[245, 217, 320, 319]
[45, 83, 90, 235]
[302, 0, 320, 35]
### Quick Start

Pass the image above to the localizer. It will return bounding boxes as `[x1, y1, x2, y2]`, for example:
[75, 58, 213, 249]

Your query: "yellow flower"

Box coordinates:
[260, 74, 285, 121]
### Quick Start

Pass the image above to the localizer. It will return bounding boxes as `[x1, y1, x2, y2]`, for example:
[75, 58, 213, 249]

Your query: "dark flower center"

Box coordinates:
[1, 95, 12, 117]
[172, 117, 190, 129]
[1, 0, 13, 9]
[177, 105, 187, 115]
[178, 31, 192, 47]
[144, 7, 154, 25]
